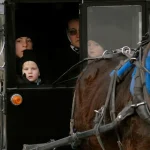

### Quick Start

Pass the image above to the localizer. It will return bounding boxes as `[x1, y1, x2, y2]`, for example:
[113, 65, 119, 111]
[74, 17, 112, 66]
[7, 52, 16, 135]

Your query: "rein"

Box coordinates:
[51, 49, 126, 86]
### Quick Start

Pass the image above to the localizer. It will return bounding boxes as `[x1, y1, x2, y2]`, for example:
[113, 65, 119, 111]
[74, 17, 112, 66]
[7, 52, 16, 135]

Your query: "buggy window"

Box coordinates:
[87, 5, 142, 56]
[14, 3, 79, 87]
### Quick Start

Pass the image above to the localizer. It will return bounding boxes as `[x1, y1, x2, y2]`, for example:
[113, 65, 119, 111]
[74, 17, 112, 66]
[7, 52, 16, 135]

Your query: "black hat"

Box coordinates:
[15, 23, 33, 40]
[20, 50, 38, 68]
[88, 33, 105, 49]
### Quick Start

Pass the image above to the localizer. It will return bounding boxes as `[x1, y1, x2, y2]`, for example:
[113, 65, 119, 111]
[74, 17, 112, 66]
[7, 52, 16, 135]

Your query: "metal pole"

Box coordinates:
[23, 120, 118, 150]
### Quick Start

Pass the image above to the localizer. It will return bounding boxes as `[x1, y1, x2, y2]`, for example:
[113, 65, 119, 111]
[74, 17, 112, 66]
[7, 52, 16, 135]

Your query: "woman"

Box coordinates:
[53, 18, 80, 83]
[67, 18, 80, 52]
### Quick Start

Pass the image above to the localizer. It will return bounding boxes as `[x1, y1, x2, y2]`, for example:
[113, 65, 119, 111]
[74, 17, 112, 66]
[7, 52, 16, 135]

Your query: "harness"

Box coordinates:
[70, 43, 150, 150]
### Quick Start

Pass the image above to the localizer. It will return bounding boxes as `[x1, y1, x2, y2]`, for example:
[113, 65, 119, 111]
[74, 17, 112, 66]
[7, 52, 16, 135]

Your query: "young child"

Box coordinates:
[88, 40, 104, 58]
[18, 49, 41, 85]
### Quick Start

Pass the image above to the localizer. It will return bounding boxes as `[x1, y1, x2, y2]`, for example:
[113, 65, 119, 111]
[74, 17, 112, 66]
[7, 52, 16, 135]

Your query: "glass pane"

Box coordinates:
[0, 4, 5, 150]
[0, 14, 4, 73]
[87, 5, 142, 58]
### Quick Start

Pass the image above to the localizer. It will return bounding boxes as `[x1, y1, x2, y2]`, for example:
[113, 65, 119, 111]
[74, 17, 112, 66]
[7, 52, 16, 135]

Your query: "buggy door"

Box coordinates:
[5, 1, 80, 150]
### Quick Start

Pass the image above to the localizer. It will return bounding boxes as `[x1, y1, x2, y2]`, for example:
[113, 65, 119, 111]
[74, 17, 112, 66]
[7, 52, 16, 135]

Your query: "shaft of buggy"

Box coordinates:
[23, 120, 118, 150]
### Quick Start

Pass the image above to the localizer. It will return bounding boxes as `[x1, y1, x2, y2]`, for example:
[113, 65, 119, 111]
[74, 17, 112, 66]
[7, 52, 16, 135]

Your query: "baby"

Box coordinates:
[19, 50, 41, 85]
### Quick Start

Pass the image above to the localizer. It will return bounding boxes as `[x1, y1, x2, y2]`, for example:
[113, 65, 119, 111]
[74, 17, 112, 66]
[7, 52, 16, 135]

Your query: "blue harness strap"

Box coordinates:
[130, 50, 150, 95]
[130, 67, 137, 96]
[110, 60, 134, 81]
[145, 51, 150, 94]
[116, 60, 133, 78]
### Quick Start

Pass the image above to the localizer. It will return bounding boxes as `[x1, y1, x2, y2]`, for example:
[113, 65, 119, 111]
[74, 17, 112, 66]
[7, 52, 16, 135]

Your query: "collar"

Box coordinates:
[70, 45, 79, 54]
[35, 78, 41, 85]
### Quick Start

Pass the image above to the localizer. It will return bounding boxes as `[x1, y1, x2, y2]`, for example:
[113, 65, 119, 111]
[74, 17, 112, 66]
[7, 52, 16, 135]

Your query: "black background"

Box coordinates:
[15, 2, 79, 83]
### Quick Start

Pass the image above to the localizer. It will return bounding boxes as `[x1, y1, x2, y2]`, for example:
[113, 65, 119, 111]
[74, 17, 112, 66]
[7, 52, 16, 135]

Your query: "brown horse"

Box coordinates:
[73, 44, 150, 150]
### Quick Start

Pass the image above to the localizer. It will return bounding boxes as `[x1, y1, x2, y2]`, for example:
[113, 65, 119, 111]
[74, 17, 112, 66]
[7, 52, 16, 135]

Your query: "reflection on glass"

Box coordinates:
[88, 40, 104, 58]
[87, 5, 142, 56]
[0, 7, 5, 149]
[0, 14, 4, 68]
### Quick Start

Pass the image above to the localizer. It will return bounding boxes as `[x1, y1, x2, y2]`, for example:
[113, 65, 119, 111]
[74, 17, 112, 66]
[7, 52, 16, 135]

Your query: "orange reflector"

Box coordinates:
[10, 94, 23, 106]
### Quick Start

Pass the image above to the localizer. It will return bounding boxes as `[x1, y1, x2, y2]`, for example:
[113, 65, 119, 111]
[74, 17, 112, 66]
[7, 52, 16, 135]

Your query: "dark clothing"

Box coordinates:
[16, 57, 22, 76]
[65, 46, 80, 73]
[52, 46, 80, 86]
[17, 74, 42, 86]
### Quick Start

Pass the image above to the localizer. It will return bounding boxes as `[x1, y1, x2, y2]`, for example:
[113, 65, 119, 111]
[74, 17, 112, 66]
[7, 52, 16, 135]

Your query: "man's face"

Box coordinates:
[16, 37, 33, 58]
[68, 19, 80, 48]
[22, 61, 40, 82]
[88, 40, 104, 58]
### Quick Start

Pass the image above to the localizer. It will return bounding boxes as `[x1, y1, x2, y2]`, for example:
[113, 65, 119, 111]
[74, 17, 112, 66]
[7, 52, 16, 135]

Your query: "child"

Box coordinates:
[18, 49, 41, 85]
[15, 26, 34, 75]
[88, 40, 104, 58]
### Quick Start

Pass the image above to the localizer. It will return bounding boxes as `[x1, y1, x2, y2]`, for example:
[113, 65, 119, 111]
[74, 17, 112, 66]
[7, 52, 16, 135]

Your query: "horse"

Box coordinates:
[73, 43, 150, 150]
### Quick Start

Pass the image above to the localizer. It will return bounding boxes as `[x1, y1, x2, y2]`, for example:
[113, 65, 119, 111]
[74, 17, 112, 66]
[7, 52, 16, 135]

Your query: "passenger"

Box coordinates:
[16, 36, 33, 58]
[15, 30, 33, 58]
[62, 17, 80, 83]
[52, 17, 80, 84]
[15, 27, 34, 75]
[88, 40, 104, 58]
[67, 17, 80, 53]
[64, 17, 80, 69]
[17, 50, 41, 85]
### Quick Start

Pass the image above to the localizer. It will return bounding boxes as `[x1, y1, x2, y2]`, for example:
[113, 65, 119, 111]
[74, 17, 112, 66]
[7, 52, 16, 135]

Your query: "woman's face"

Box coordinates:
[22, 61, 40, 82]
[68, 19, 80, 48]
[16, 37, 33, 58]
[88, 40, 104, 58]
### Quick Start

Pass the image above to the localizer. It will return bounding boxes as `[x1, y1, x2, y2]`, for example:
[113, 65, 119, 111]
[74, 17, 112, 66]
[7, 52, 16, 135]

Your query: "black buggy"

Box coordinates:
[0, 0, 150, 150]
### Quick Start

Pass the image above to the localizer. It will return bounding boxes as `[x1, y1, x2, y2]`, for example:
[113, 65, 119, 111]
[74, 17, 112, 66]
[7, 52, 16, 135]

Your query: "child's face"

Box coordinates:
[88, 40, 104, 58]
[22, 61, 40, 82]
[16, 37, 33, 58]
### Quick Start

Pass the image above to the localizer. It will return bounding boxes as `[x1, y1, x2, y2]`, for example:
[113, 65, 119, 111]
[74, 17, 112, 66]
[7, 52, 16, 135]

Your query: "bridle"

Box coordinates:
[70, 38, 150, 150]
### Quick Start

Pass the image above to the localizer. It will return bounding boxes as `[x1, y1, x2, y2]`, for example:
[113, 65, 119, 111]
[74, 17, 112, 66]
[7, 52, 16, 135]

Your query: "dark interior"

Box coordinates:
[15, 2, 80, 86]
[6, 2, 80, 150]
